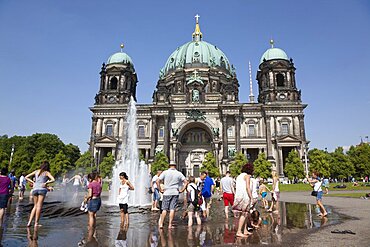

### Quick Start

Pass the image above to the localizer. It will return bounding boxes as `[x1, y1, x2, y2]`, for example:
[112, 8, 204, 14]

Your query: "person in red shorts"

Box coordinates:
[220, 171, 235, 218]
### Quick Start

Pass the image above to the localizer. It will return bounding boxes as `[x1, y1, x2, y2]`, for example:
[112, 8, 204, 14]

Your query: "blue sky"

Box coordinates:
[0, 0, 369, 153]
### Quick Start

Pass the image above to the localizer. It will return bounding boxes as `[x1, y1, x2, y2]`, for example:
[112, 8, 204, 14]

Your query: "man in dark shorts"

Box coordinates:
[157, 163, 188, 229]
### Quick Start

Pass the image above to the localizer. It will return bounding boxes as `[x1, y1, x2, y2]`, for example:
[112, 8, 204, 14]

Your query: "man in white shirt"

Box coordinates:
[157, 163, 188, 229]
[151, 170, 162, 211]
[220, 171, 235, 218]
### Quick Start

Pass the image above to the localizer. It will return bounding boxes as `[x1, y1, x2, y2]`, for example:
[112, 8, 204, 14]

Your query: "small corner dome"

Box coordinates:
[260, 47, 289, 64]
[107, 52, 133, 65]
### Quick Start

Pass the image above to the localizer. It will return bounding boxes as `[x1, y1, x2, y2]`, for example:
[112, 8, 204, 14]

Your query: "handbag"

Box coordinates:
[311, 190, 318, 197]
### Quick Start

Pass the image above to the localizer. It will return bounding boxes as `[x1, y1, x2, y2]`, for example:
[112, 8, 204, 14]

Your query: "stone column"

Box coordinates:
[145, 149, 149, 162]
[265, 117, 273, 160]
[222, 115, 228, 159]
[235, 115, 241, 152]
[278, 147, 284, 177]
[298, 115, 306, 141]
[150, 116, 157, 158]
[163, 116, 170, 159]
[119, 118, 124, 137]
[90, 117, 97, 140]
[114, 121, 119, 138]
[96, 118, 103, 136]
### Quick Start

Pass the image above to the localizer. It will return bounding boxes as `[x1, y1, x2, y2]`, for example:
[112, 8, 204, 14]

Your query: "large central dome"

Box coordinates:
[161, 16, 234, 77]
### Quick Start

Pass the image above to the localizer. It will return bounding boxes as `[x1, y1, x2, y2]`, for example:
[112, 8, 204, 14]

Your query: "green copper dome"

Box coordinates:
[260, 47, 289, 64]
[107, 52, 133, 65]
[162, 40, 233, 76]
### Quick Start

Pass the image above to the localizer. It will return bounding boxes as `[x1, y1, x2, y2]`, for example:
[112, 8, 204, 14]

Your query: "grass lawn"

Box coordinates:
[271, 182, 370, 192]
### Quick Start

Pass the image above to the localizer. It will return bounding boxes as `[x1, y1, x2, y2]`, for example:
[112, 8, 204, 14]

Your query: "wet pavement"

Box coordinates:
[0, 192, 344, 247]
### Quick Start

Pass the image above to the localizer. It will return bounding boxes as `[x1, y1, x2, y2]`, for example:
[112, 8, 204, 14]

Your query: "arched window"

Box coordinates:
[248, 124, 256, 137]
[276, 73, 285, 87]
[110, 77, 118, 90]
[281, 123, 289, 135]
[138, 125, 145, 138]
[105, 124, 113, 136]
[227, 126, 233, 137]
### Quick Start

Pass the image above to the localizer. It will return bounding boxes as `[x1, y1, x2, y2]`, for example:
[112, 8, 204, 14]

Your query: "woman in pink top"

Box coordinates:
[86, 172, 102, 229]
[0, 168, 12, 226]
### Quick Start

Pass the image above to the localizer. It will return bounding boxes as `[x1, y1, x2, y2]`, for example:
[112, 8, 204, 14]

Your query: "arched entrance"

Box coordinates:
[177, 122, 214, 177]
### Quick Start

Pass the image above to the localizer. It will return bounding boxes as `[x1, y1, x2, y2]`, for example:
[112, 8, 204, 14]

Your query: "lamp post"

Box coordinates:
[304, 144, 309, 177]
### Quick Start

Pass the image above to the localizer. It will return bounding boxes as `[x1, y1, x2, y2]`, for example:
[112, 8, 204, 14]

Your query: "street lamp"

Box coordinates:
[304, 143, 309, 177]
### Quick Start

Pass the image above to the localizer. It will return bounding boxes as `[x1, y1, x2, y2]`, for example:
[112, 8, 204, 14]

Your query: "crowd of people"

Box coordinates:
[0, 159, 331, 245]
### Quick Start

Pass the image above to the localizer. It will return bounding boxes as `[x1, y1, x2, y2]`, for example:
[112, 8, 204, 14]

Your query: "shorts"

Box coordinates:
[88, 198, 101, 213]
[162, 195, 179, 211]
[0, 194, 9, 208]
[261, 192, 267, 198]
[20, 185, 26, 192]
[223, 192, 234, 206]
[119, 203, 128, 214]
[316, 191, 324, 201]
[32, 189, 47, 196]
[272, 192, 280, 201]
[153, 188, 160, 201]
[187, 203, 199, 213]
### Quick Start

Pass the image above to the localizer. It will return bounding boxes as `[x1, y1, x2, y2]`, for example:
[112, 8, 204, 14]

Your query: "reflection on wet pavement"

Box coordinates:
[1, 193, 343, 246]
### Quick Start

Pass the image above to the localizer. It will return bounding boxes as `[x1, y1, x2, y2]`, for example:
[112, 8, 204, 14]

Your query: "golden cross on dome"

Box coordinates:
[195, 14, 200, 23]
[120, 43, 124, 52]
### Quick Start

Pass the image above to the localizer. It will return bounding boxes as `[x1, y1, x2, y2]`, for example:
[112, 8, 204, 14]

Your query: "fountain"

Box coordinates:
[108, 96, 151, 207]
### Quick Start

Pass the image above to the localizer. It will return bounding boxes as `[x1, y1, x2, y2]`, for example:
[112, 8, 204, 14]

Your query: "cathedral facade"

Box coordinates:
[89, 18, 308, 177]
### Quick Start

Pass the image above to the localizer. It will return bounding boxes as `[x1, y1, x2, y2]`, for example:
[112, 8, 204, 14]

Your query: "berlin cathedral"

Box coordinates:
[89, 16, 308, 177]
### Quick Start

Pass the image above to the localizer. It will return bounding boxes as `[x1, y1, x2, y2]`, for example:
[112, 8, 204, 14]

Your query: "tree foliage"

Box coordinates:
[330, 147, 355, 180]
[151, 151, 169, 174]
[284, 150, 305, 180]
[201, 152, 220, 178]
[253, 152, 272, 179]
[50, 151, 73, 177]
[76, 151, 94, 173]
[347, 143, 370, 178]
[308, 148, 330, 178]
[0, 133, 81, 177]
[98, 152, 115, 178]
[229, 151, 247, 177]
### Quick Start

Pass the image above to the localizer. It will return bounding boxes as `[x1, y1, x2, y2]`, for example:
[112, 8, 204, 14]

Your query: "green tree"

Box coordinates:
[31, 150, 50, 172]
[229, 151, 247, 177]
[76, 151, 94, 173]
[347, 143, 370, 178]
[201, 152, 220, 178]
[139, 152, 145, 162]
[253, 152, 272, 179]
[308, 148, 330, 178]
[151, 151, 169, 174]
[50, 151, 73, 177]
[0, 150, 9, 168]
[284, 150, 305, 181]
[99, 152, 115, 178]
[330, 147, 355, 180]
[11, 146, 33, 175]
[63, 144, 81, 165]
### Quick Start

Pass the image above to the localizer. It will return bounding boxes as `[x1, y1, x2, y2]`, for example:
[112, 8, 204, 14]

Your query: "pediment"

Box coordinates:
[277, 134, 301, 142]
[95, 135, 118, 143]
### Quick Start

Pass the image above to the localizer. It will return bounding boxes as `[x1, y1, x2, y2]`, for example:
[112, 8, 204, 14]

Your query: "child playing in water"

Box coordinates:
[117, 172, 134, 228]
[259, 180, 271, 209]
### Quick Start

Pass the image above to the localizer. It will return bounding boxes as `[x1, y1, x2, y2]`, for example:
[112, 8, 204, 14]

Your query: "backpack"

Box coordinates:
[188, 185, 203, 208]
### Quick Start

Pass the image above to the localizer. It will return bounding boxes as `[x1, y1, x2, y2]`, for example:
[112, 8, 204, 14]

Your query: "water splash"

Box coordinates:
[108, 96, 151, 206]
